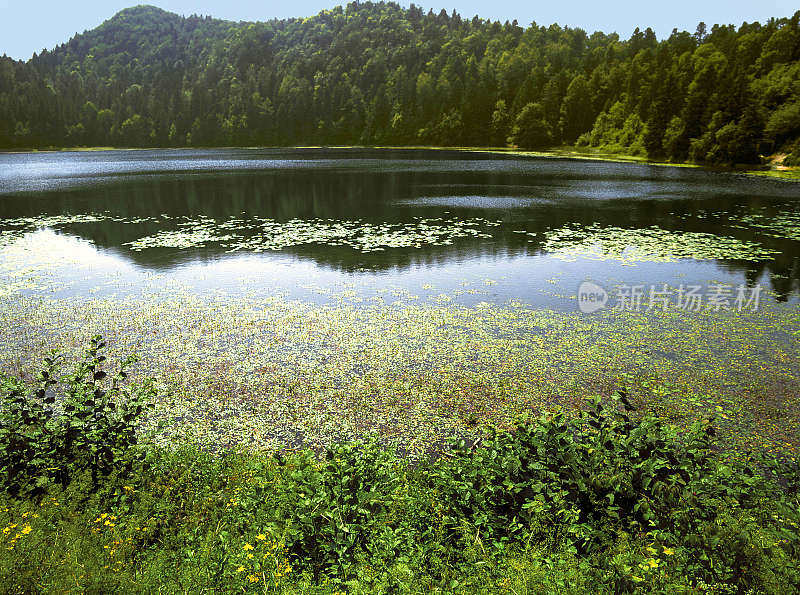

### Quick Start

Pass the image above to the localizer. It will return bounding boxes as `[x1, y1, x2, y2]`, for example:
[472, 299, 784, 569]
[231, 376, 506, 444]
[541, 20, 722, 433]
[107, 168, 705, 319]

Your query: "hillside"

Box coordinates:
[0, 3, 799, 165]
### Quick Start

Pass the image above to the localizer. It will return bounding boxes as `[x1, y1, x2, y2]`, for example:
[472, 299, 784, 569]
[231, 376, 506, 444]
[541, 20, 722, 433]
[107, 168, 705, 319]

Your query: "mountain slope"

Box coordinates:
[0, 3, 798, 165]
[56, 6, 217, 69]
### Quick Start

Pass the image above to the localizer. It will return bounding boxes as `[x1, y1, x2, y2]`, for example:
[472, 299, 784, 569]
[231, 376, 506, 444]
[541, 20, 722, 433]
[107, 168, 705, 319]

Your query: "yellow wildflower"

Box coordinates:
[243, 543, 254, 551]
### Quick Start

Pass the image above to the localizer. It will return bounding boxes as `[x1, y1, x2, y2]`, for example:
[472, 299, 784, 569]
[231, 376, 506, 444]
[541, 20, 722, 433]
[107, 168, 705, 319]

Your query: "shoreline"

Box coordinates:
[2, 144, 798, 181]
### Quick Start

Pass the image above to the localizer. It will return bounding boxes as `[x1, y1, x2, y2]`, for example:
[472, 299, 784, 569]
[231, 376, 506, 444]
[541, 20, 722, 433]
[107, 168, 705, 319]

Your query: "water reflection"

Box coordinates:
[0, 148, 798, 303]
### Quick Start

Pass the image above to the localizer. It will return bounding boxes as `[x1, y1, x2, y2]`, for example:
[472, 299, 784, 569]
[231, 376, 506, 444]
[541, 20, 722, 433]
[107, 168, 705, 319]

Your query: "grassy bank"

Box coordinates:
[1, 339, 799, 592]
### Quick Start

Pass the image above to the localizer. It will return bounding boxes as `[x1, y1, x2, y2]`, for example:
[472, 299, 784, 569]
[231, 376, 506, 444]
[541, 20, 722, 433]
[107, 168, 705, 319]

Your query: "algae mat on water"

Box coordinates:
[0, 290, 797, 459]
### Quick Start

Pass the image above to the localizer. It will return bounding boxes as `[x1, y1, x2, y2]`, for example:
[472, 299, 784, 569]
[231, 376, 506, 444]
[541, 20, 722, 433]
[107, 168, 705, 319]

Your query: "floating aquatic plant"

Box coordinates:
[124, 216, 501, 253]
[1, 208, 798, 460]
[671, 207, 800, 242]
[540, 223, 780, 264]
[0, 288, 797, 459]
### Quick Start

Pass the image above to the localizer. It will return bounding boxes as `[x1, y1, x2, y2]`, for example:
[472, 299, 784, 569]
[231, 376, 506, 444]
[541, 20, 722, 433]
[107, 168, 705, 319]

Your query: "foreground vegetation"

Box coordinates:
[1, 3, 799, 165]
[1, 338, 798, 592]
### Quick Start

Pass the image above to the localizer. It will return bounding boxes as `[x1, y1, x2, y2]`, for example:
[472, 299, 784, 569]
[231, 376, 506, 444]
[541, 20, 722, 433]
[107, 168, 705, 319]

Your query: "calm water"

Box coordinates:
[1, 147, 798, 309]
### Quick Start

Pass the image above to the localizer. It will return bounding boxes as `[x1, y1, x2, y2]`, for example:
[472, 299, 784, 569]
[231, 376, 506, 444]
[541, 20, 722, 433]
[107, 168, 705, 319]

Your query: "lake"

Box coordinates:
[1, 148, 798, 454]
[1, 147, 798, 307]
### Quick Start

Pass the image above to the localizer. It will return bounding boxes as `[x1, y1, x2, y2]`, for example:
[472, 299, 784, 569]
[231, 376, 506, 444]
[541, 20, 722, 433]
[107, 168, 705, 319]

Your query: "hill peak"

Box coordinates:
[112, 5, 171, 18]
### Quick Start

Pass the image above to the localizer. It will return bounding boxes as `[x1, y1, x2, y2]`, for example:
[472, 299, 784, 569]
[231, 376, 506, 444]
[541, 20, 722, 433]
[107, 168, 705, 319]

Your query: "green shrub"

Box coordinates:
[226, 438, 417, 584]
[0, 335, 155, 496]
[431, 393, 799, 590]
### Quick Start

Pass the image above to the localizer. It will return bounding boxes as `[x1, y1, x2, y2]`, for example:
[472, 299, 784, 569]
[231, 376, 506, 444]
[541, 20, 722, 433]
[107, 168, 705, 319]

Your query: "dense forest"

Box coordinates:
[1, 3, 799, 164]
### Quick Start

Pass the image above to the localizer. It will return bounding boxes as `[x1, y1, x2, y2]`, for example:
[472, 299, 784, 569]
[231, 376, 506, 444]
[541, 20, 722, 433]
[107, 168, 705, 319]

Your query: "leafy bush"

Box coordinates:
[224, 438, 416, 584]
[432, 393, 798, 590]
[439, 395, 704, 547]
[0, 335, 155, 496]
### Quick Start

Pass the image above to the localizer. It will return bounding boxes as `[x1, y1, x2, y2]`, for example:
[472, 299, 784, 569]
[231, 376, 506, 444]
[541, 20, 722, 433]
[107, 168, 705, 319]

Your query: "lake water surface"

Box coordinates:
[1, 147, 798, 309]
[2, 148, 799, 453]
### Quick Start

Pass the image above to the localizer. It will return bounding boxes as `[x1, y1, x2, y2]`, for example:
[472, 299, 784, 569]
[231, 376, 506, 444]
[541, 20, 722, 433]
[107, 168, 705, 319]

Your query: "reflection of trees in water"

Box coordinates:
[730, 256, 800, 302]
[0, 165, 798, 294]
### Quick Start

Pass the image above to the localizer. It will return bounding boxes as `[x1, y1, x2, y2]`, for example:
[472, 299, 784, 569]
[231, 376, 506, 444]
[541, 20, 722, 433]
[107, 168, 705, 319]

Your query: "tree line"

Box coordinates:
[1, 3, 799, 164]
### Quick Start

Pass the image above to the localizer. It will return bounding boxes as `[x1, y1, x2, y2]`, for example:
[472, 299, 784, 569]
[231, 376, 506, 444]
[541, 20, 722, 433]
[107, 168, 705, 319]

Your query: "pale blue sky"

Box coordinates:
[1, 0, 797, 60]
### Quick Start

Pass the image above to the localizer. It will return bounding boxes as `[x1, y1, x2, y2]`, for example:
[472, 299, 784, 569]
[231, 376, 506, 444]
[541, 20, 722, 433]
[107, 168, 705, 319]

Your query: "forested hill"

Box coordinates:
[1, 3, 799, 165]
